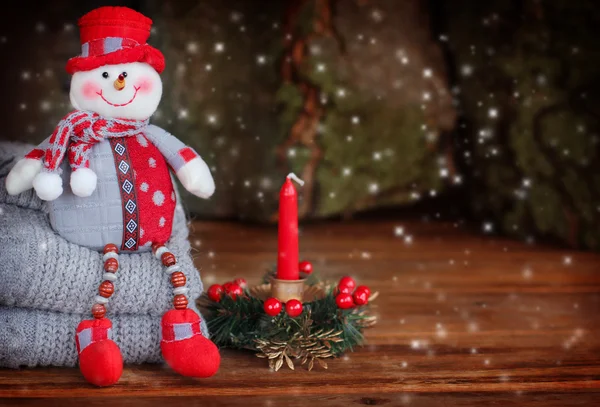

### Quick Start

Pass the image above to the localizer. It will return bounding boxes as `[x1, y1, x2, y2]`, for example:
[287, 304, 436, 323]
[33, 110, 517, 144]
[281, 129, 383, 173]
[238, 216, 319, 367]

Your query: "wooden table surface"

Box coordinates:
[1, 219, 599, 406]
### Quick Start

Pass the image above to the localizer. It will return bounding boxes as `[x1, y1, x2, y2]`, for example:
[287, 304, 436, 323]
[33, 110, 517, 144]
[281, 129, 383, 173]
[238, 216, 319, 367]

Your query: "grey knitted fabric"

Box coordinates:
[0, 307, 163, 368]
[0, 142, 209, 368]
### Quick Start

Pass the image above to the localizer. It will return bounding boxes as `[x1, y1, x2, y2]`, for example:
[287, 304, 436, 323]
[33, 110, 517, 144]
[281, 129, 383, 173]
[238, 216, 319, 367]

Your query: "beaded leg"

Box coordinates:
[153, 243, 221, 378]
[74, 243, 123, 387]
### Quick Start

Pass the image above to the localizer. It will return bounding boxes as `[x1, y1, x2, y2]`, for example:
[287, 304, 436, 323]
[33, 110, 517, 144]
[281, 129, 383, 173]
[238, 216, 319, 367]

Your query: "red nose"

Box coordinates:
[118, 74, 125, 81]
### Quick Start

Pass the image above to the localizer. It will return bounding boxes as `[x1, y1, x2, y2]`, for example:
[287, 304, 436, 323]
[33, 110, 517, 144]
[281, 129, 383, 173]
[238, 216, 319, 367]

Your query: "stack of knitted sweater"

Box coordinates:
[0, 142, 209, 368]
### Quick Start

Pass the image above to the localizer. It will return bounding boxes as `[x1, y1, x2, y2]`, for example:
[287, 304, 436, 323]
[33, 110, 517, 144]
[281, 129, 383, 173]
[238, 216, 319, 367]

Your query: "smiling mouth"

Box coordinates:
[97, 86, 140, 107]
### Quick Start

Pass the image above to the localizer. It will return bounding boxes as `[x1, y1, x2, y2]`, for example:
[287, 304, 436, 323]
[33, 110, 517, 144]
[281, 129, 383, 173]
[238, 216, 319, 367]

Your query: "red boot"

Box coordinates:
[160, 309, 220, 377]
[75, 318, 123, 387]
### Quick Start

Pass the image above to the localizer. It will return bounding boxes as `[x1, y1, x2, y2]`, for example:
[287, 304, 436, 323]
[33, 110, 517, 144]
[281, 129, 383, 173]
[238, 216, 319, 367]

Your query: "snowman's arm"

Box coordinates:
[144, 125, 215, 199]
[5, 136, 51, 195]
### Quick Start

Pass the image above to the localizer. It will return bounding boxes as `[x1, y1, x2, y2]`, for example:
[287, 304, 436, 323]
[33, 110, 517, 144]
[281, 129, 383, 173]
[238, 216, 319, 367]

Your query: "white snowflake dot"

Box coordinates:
[171, 191, 175, 201]
[153, 190, 165, 206]
[159, 217, 166, 227]
[140, 182, 149, 192]
[136, 134, 148, 147]
[140, 228, 145, 237]
[148, 157, 157, 168]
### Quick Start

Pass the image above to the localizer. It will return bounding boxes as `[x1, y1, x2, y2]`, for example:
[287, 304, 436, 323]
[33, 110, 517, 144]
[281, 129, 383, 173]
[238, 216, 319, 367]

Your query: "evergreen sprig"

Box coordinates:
[198, 278, 377, 371]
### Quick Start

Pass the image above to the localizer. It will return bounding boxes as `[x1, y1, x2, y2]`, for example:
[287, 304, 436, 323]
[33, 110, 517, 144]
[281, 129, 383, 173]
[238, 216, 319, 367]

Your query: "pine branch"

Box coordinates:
[198, 272, 378, 370]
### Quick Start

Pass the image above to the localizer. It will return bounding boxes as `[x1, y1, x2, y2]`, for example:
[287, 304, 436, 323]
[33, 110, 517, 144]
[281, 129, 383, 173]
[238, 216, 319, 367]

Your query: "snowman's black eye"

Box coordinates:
[102, 72, 109, 79]
[122, 72, 127, 78]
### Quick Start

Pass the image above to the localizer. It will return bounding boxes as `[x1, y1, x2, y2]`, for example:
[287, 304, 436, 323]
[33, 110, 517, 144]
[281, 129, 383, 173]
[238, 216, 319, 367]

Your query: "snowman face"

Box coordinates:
[69, 62, 162, 120]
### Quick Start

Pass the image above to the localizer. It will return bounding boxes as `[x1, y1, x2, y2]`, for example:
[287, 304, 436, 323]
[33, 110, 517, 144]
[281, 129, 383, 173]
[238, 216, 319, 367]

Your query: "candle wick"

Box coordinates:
[286, 173, 305, 186]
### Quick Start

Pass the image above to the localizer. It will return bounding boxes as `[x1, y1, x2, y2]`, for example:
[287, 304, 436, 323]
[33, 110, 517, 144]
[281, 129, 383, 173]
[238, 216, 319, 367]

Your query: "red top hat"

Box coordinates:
[65, 6, 165, 74]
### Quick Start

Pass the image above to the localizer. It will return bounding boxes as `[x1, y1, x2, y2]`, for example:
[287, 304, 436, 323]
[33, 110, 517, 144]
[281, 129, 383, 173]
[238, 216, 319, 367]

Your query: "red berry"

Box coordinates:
[222, 282, 234, 292]
[226, 283, 243, 299]
[336, 293, 354, 309]
[285, 299, 303, 317]
[233, 278, 247, 288]
[353, 289, 369, 305]
[355, 285, 371, 298]
[338, 276, 356, 291]
[207, 284, 223, 302]
[337, 285, 353, 295]
[299, 261, 313, 275]
[264, 298, 282, 316]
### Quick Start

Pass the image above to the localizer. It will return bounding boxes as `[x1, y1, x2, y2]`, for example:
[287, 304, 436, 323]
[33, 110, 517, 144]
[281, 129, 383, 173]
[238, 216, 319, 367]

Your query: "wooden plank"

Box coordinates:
[1, 220, 599, 405]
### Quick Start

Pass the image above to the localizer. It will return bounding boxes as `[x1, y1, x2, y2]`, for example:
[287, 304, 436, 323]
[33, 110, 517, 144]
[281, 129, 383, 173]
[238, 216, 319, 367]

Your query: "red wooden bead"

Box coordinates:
[103, 244, 118, 254]
[173, 294, 188, 310]
[104, 258, 119, 273]
[92, 303, 106, 319]
[161, 252, 177, 267]
[99, 281, 114, 298]
[171, 272, 186, 287]
[151, 242, 164, 254]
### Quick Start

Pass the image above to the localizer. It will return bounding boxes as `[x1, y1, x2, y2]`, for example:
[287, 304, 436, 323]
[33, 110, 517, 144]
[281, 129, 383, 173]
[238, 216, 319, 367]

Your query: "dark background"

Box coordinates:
[0, 0, 598, 250]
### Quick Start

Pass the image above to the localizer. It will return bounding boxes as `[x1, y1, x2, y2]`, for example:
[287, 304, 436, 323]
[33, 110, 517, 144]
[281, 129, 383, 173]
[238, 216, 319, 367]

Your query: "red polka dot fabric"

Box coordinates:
[126, 134, 175, 247]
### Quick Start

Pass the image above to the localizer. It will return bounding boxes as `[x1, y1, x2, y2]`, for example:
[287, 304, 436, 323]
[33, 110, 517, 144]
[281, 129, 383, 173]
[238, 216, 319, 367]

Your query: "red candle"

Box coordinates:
[277, 174, 303, 280]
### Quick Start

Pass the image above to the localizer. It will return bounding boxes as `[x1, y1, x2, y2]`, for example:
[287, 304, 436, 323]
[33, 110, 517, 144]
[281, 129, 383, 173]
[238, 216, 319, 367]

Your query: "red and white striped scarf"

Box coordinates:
[41, 110, 149, 172]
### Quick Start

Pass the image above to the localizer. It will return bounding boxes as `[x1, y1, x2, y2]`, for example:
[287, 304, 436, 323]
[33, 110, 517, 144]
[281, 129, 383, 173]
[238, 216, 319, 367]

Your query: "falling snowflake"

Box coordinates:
[368, 183, 379, 194]
[342, 167, 352, 177]
[423, 68, 433, 78]
[488, 108, 498, 118]
[214, 42, 225, 53]
[461, 65, 474, 77]
[186, 42, 199, 54]
[394, 226, 404, 237]
[40, 100, 51, 111]
[256, 55, 266, 65]
[563, 256, 572, 266]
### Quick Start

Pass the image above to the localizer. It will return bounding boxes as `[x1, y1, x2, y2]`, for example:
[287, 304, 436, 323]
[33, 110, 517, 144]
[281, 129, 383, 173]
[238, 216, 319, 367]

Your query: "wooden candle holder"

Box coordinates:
[270, 277, 307, 302]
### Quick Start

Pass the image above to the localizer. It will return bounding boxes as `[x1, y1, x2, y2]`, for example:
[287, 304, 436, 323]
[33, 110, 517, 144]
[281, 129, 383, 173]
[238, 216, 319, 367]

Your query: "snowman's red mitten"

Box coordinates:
[75, 318, 123, 387]
[160, 309, 220, 378]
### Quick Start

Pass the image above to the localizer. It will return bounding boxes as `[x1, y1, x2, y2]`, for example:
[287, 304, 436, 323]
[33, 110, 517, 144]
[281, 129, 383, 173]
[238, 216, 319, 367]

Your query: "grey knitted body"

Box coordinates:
[0, 142, 209, 368]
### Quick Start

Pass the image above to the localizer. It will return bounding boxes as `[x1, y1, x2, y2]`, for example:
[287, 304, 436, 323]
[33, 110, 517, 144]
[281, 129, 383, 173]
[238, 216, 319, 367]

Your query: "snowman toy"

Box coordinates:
[5, 7, 220, 386]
